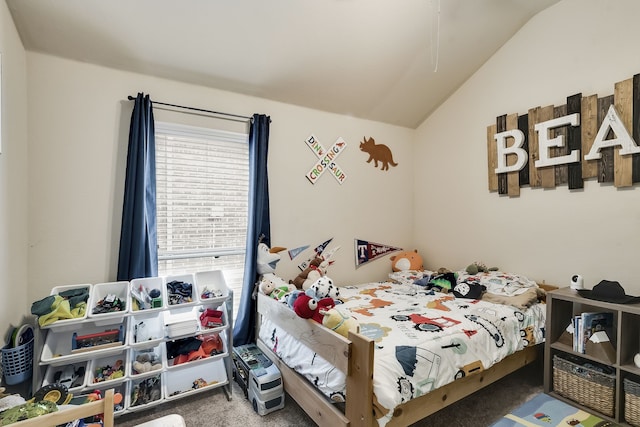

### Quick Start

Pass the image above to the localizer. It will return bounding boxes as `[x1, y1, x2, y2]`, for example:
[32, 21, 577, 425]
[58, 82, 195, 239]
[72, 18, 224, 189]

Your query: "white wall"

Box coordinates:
[26, 53, 414, 302]
[414, 0, 640, 292]
[0, 1, 29, 338]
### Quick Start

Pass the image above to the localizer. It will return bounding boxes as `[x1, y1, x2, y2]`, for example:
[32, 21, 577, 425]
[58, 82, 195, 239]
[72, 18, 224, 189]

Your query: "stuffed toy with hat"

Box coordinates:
[321, 307, 359, 338]
[390, 250, 423, 272]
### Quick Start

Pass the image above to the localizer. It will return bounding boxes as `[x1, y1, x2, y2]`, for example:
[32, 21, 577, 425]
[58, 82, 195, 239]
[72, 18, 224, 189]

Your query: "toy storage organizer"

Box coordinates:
[34, 270, 232, 416]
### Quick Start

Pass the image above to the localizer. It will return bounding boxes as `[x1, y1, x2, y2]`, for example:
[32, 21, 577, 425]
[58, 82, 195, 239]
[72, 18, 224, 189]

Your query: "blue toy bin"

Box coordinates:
[1, 338, 34, 385]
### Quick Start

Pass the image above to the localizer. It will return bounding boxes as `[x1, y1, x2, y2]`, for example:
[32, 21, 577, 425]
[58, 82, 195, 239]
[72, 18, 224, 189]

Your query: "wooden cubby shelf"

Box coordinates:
[544, 286, 640, 426]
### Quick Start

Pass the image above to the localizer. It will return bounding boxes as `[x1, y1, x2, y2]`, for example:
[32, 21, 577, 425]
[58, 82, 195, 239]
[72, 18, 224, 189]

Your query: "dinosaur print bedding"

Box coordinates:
[258, 280, 546, 427]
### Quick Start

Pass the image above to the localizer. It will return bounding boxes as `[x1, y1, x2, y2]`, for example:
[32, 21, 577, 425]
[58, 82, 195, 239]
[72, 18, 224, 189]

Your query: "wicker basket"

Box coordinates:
[625, 378, 640, 426]
[553, 355, 615, 417]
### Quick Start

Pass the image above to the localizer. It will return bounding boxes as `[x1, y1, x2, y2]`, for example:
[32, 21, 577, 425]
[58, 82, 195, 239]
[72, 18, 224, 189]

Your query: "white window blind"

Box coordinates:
[155, 122, 249, 320]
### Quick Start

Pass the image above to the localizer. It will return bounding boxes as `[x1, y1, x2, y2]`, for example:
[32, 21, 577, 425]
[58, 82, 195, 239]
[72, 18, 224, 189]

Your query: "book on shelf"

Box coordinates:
[572, 311, 614, 355]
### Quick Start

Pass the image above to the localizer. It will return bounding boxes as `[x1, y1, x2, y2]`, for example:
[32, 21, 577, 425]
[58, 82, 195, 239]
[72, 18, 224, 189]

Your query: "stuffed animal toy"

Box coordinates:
[290, 246, 341, 290]
[465, 262, 499, 275]
[290, 257, 322, 289]
[132, 353, 162, 375]
[258, 273, 296, 302]
[293, 293, 334, 323]
[306, 276, 341, 302]
[390, 250, 424, 272]
[287, 289, 304, 309]
[256, 242, 287, 275]
[321, 307, 359, 338]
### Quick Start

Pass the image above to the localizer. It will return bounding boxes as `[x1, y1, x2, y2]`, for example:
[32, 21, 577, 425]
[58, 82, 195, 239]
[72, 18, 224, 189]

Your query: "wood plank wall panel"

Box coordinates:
[506, 113, 520, 197]
[566, 93, 583, 189]
[539, 105, 555, 188]
[518, 114, 530, 186]
[633, 74, 640, 183]
[581, 94, 598, 179]
[487, 124, 498, 191]
[614, 78, 633, 187]
[487, 71, 640, 195]
[496, 115, 507, 194]
[528, 107, 542, 188]
[553, 105, 568, 185]
[597, 95, 614, 183]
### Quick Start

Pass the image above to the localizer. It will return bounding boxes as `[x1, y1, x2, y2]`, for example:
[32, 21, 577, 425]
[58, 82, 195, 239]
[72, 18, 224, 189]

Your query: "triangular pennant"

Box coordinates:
[288, 245, 309, 260]
[314, 238, 333, 256]
[354, 239, 402, 268]
[298, 239, 336, 271]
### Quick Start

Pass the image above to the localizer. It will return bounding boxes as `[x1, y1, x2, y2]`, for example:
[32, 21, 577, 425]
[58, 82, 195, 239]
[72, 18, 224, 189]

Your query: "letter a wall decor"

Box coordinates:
[305, 134, 347, 184]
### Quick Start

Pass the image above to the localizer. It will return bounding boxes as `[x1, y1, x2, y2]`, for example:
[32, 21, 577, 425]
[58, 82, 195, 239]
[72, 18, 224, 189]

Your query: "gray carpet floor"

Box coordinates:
[115, 359, 543, 427]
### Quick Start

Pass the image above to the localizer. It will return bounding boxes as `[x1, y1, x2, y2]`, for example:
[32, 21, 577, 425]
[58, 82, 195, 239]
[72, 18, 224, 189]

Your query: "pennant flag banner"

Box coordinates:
[355, 239, 402, 268]
[298, 238, 334, 271]
[288, 245, 309, 260]
[314, 238, 333, 256]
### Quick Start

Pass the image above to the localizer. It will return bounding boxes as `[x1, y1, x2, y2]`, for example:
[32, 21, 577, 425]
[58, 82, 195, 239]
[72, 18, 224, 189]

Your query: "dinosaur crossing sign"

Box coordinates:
[305, 134, 347, 184]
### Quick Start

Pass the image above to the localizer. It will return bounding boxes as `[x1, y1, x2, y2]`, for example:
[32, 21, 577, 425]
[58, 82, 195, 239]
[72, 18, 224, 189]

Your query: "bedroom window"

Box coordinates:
[155, 122, 249, 320]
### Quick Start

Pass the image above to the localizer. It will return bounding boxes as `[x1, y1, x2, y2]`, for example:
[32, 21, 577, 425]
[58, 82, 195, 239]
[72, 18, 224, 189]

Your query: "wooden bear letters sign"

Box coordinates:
[487, 73, 640, 197]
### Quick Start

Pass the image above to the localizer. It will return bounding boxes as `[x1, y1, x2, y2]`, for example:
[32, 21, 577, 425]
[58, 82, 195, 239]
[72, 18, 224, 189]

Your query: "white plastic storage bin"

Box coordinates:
[164, 332, 227, 370]
[127, 373, 163, 411]
[89, 281, 129, 321]
[41, 322, 126, 366]
[163, 309, 198, 339]
[39, 284, 92, 329]
[165, 273, 197, 307]
[195, 270, 228, 305]
[197, 305, 227, 334]
[128, 314, 165, 348]
[87, 350, 128, 388]
[164, 358, 228, 400]
[42, 361, 88, 393]
[74, 382, 127, 415]
[129, 345, 164, 379]
[129, 277, 165, 313]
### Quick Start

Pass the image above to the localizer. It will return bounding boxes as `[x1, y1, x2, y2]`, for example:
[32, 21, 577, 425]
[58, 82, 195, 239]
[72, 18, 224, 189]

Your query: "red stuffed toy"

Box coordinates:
[293, 294, 334, 323]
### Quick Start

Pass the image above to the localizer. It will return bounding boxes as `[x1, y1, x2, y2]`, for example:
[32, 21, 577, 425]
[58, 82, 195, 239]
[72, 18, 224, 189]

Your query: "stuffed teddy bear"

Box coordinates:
[306, 276, 341, 303]
[256, 242, 287, 275]
[321, 307, 359, 338]
[290, 257, 323, 289]
[390, 250, 424, 272]
[290, 247, 340, 290]
[293, 293, 334, 323]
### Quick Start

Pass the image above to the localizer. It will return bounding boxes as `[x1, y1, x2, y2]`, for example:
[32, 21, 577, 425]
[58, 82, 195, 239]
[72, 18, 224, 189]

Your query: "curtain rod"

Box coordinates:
[127, 95, 252, 123]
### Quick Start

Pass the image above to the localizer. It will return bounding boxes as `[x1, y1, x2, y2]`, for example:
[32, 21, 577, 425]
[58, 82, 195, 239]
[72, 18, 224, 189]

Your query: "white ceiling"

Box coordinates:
[6, 0, 559, 128]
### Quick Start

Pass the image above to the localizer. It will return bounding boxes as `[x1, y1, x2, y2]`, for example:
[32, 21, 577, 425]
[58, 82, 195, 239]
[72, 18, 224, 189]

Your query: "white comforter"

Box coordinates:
[259, 280, 546, 426]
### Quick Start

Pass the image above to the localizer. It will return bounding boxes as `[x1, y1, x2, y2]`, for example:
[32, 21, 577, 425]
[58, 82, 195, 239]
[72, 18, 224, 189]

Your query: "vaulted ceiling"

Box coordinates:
[6, 0, 560, 128]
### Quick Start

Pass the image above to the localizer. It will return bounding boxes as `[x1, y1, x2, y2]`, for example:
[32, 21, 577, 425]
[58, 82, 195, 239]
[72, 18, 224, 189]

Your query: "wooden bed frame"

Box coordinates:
[9, 389, 114, 427]
[257, 284, 555, 427]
